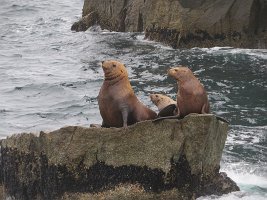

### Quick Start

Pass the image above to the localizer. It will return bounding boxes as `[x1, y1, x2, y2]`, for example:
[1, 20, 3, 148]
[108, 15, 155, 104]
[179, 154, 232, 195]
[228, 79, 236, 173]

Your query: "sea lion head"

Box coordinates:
[149, 94, 162, 106]
[168, 66, 194, 81]
[101, 60, 128, 81]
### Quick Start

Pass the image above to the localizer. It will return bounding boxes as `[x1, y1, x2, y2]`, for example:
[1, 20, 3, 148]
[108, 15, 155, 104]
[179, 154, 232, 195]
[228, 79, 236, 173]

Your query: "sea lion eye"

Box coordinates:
[175, 69, 178, 72]
[156, 95, 158, 97]
[113, 64, 116, 68]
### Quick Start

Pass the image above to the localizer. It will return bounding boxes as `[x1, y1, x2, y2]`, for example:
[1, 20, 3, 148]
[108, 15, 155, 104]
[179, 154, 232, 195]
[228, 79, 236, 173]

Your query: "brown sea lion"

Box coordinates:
[98, 60, 157, 128]
[153, 66, 210, 122]
[169, 66, 210, 117]
[150, 93, 176, 112]
[150, 94, 177, 117]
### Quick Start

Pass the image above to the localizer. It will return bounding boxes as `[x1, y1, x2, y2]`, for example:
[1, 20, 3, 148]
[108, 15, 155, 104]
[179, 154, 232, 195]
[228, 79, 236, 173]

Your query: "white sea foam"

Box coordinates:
[226, 170, 267, 188]
[198, 191, 267, 200]
[197, 165, 267, 200]
[136, 33, 174, 50]
[200, 47, 267, 60]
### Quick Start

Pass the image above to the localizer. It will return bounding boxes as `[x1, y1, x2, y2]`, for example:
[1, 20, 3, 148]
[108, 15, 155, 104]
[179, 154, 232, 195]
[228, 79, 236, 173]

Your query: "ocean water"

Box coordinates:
[0, 0, 266, 199]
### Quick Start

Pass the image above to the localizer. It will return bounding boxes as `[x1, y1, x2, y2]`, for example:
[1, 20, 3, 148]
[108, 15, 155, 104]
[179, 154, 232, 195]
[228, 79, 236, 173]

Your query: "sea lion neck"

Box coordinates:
[104, 73, 127, 86]
[176, 72, 195, 84]
[176, 78, 187, 85]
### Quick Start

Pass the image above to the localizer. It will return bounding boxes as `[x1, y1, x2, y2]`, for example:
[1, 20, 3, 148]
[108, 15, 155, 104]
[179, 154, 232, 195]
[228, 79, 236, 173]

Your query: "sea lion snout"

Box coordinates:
[101, 60, 108, 67]
[167, 68, 171, 75]
[168, 68, 176, 76]
[101, 61, 106, 68]
[101, 61, 111, 73]
[149, 94, 158, 101]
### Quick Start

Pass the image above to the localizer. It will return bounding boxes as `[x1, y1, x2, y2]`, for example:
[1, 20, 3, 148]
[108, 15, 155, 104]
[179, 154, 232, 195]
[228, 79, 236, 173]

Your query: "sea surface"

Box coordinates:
[0, 0, 266, 199]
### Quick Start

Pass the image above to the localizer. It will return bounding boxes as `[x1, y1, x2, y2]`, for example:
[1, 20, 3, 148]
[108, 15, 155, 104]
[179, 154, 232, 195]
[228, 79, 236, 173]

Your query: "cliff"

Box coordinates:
[0, 114, 239, 199]
[72, 0, 267, 49]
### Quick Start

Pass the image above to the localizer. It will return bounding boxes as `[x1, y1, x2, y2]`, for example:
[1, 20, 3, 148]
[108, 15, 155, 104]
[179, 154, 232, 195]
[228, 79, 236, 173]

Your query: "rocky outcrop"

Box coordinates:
[0, 114, 239, 199]
[72, 0, 267, 49]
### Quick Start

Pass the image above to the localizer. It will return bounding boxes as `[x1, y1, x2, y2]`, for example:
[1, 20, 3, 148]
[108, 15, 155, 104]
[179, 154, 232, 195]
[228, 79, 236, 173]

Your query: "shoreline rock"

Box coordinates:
[72, 0, 267, 49]
[0, 114, 239, 199]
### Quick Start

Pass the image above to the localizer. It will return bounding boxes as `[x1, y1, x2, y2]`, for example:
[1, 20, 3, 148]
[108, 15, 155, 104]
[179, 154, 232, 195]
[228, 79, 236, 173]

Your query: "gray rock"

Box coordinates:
[73, 0, 267, 49]
[0, 114, 239, 199]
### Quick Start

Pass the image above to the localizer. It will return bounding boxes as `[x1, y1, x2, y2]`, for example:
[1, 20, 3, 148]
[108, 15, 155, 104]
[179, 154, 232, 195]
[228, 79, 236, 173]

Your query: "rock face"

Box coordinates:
[0, 114, 239, 200]
[72, 0, 267, 49]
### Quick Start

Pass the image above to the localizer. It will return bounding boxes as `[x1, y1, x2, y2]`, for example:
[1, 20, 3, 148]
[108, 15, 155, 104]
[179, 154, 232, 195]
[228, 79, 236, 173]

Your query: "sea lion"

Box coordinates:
[150, 93, 177, 117]
[150, 93, 176, 112]
[153, 66, 210, 122]
[169, 66, 210, 117]
[98, 60, 157, 128]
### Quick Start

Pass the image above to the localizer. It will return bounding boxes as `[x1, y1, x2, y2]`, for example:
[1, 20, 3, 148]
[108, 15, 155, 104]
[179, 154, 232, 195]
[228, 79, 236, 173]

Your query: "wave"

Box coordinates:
[198, 161, 267, 200]
[198, 191, 267, 200]
[198, 47, 267, 60]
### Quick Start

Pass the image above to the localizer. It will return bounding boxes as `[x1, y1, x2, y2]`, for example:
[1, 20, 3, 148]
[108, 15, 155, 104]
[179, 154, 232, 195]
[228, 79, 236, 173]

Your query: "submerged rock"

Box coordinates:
[72, 0, 267, 49]
[0, 114, 239, 199]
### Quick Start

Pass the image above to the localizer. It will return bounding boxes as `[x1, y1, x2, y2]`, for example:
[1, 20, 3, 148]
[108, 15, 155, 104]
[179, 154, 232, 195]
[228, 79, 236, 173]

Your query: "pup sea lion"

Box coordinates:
[98, 60, 157, 128]
[150, 93, 176, 112]
[153, 66, 210, 122]
[150, 93, 177, 117]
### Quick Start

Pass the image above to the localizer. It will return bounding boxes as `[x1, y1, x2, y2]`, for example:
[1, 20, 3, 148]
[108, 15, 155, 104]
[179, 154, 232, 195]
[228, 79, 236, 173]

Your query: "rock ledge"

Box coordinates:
[0, 114, 239, 199]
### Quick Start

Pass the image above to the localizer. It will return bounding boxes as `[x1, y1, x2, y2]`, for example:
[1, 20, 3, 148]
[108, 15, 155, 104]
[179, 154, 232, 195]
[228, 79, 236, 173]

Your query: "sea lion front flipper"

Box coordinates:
[201, 103, 209, 114]
[121, 108, 129, 128]
[157, 104, 177, 117]
[152, 115, 183, 123]
[215, 116, 229, 123]
[90, 124, 102, 128]
[101, 121, 110, 128]
[153, 104, 181, 123]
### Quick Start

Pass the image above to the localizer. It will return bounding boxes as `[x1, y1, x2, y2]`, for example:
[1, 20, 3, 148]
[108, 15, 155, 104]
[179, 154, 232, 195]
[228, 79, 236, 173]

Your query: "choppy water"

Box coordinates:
[0, 0, 266, 199]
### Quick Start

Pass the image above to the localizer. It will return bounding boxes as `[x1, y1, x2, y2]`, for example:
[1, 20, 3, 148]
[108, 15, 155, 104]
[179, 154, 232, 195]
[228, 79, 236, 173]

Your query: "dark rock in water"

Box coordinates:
[0, 114, 239, 199]
[72, 0, 267, 49]
[71, 12, 98, 32]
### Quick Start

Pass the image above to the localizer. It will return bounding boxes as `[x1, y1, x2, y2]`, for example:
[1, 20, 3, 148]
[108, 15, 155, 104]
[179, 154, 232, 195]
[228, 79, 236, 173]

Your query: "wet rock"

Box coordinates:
[0, 114, 239, 199]
[73, 0, 267, 49]
[71, 12, 98, 32]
